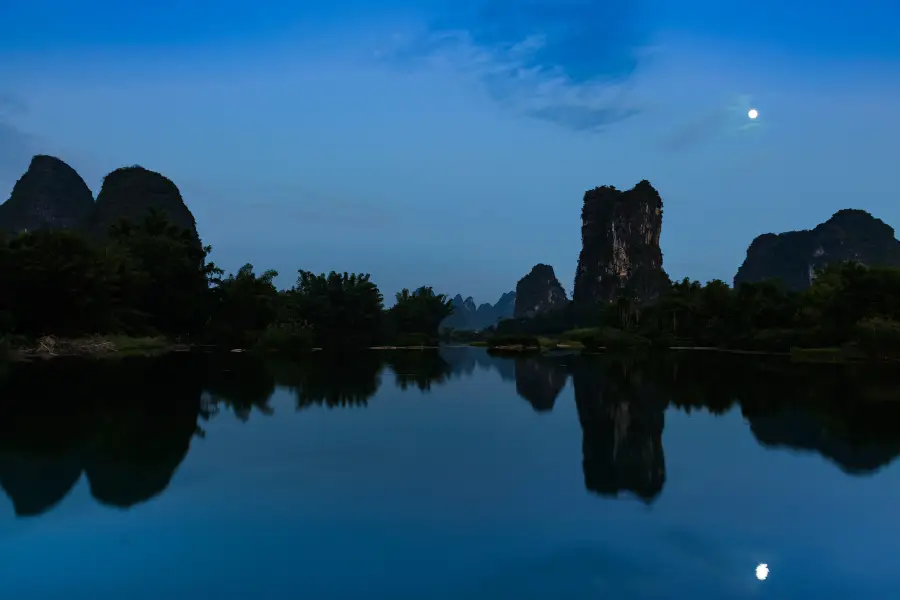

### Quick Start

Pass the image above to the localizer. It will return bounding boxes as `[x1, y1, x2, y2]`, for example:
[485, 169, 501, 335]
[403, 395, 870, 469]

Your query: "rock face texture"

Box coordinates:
[572, 180, 667, 309]
[0, 155, 94, 234]
[441, 291, 516, 331]
[513, 263, 567, 318]
[734, 209, 900, 291]
[86, 165, 200, 242]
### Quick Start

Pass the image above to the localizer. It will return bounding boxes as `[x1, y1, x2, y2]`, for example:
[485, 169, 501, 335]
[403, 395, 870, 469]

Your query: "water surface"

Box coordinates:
[1, 348, 899, 599]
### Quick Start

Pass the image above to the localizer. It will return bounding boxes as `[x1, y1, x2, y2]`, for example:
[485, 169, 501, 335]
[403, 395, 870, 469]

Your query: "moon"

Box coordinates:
[748, 108, 759, 119]
[755, 563, 769, 581]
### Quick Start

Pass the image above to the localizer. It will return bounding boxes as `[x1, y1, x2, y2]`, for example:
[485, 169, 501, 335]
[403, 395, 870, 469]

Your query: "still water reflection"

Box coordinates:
[0, 347, 899, 598]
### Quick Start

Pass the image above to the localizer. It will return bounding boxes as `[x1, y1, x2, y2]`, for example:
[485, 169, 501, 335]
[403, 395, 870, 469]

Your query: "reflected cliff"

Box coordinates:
[0, 353, 205, 515]
[571, 357, 668, 502]
[1, 347, 900, 519]
[439, 345, 515, 382]
[663, 354, 900, 475]
[443, 346, 900, 497]
[514, 356, 569, 412]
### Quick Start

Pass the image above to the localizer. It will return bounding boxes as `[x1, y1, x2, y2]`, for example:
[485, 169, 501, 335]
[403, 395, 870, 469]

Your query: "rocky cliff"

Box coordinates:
[441, 291, 516, 331]
[734, 209, 900, 290]
[0, 156, 203, 245]
[86, 165, 200, 242]
[513, 263, 567, 318]
[572, 180, 667, 309]
[0, 155, 94, 234]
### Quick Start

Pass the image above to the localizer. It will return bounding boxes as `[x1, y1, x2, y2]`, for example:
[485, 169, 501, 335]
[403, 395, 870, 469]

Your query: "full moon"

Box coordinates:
[756, 563, 769, 581]
[748, 108, 759, 119]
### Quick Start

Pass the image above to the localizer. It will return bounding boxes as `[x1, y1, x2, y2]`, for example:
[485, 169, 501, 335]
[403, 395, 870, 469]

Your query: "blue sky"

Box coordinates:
[1, 0, 899, 302]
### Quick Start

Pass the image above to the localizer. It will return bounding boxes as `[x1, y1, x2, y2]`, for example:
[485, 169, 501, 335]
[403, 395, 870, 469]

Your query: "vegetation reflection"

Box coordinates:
[1, 347, 899, 518]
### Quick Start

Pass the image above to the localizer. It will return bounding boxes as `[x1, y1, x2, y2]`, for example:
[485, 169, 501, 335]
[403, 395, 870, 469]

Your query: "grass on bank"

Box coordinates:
[485, 327, 653, 354]
[8, 334, 175, 360]
[479, 324, 900, 363]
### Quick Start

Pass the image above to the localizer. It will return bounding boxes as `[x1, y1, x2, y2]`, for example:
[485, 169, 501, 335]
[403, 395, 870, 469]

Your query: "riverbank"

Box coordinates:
[2, 334, 886, 365]
[4, 336, 450, 362]
[9, 335, 185, 361]
[473, 335, 888, 363]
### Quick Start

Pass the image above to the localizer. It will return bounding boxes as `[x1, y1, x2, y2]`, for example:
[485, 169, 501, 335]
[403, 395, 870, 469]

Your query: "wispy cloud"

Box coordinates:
[658, 94, 766, 152]
[0, 93, 37, 182]
[385, 0, 654, 132]
[179, 178, 402, 231]
[0, 93, 27, 116]
[659, 109, 729, 152]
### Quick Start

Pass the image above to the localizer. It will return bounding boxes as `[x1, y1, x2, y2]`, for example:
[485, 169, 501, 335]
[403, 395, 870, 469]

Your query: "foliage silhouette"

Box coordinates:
[388, 287, 453, 344]
[2, 349, 900, 517]
[497, 349, 900, 500]
[496, 262, 900, 358]
[0, 213, 459, 352]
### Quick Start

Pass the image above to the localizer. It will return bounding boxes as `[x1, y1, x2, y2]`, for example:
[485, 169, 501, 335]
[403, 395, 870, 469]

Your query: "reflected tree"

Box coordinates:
[383, 350, 453, 391]
[202, 352, 276, 421]
[266, 351, 384, 409]
[657, 353, 900, 475]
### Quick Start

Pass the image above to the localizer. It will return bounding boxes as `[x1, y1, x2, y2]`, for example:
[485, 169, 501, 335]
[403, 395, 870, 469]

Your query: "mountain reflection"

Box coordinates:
[571, 357, 668, 502]
[661, 353, 900, 474]
[0, 353, 204, 515]
[441, 347, 900, 499]
[514, 356, 569, 412]
[1, 347, 900, 517]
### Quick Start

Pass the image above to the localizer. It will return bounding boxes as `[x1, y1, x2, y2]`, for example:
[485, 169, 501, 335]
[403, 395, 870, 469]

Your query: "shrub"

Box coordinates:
[577, 327, 650, 351]
[486, 334, 541, 348]
[854, 317, 900, 359]
[254, 323, 314, 356]
[393, 332, 435, 347]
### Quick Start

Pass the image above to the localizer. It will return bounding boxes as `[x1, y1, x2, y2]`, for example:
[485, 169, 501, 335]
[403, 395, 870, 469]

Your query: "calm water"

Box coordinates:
[1, 347, 899, 599]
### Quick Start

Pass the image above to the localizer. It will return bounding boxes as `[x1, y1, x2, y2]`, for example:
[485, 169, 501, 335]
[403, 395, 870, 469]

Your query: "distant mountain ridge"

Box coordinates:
[441, 291, 516, 331]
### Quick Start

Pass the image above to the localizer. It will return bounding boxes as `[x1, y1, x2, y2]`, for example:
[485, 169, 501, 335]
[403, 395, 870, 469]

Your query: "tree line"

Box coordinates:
[0, 211, 454, 352]
[492, 261, 900, 359]
[3, 210, 900, 358]
[4, 348, 900, 518]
